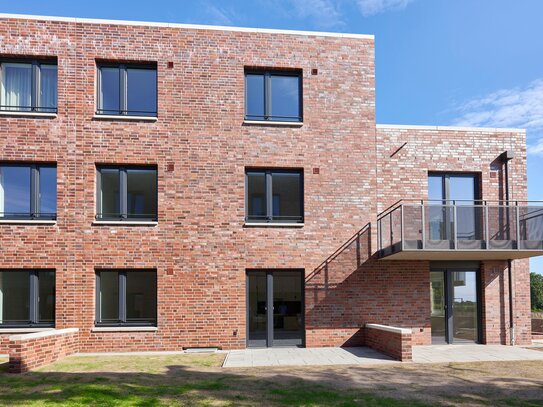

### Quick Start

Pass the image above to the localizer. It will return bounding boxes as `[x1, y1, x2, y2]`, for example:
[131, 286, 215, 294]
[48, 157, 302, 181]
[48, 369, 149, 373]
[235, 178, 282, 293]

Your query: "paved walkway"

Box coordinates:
[223, 347, 396, 367]
[413, 344, 543, 363]
[223, 345, 543, 368]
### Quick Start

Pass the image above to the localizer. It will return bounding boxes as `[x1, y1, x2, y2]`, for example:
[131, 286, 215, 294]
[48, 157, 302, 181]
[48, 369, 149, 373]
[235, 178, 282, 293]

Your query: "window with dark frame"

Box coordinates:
[245, 70, 302, 122]
[96, 63, 157, 117]
[95, 270, 157, 327]
[96, 166, 158, 221]
[0, 270, 55, 328]
[0, 59, 57, 113]
[245, 169, 303, 223]
[0, 163, 57, 220]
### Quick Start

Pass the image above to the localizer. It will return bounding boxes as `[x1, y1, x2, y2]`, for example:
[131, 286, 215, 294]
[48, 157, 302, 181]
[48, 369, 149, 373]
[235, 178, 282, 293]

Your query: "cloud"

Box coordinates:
[451, 79, 543, 156]
[356, 0, 415, 16]
[289, 0, 346, 29]
[203, 4, 241, 26]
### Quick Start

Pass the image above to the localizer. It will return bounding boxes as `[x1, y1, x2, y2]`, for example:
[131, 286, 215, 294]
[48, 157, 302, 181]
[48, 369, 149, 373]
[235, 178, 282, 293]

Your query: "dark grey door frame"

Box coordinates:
[246, 269, 305, 348]
[430, 262, 482, 344]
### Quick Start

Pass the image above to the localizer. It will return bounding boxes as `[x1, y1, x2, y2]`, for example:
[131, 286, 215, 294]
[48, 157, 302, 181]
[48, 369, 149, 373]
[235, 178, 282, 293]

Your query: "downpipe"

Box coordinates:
[508, 259, 515, 346]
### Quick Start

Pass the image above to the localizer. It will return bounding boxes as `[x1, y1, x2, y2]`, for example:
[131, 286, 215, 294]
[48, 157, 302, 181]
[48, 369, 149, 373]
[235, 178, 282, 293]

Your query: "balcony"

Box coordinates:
[377, 200, 543, 260]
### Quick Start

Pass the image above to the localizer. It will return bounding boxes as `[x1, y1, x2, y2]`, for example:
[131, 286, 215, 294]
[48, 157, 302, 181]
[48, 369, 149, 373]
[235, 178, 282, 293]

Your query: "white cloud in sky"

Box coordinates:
[451, 79, 543, 156]
[356, 0, 415, 16]
[203, 4, 242, 26]
[289, 0, 346, 29]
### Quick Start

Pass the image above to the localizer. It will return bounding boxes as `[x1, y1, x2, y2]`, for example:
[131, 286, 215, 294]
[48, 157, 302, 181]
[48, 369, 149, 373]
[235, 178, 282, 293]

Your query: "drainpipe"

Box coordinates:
[499, 150, 515, 346]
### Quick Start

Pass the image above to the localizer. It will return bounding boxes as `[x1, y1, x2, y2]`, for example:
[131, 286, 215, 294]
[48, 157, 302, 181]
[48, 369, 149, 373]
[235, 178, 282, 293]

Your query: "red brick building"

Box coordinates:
[0, 14, 541, 369]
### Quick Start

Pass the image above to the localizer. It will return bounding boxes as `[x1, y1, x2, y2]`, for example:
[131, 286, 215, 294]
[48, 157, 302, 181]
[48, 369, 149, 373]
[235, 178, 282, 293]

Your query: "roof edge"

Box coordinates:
[376, 124, 526, 133]
[0, 13, 374, 40]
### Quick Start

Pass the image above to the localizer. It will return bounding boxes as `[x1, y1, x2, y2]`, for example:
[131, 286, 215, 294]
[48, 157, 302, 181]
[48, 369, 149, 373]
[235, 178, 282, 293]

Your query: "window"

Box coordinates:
[0, 164, 57, 220]
[96, 270, 157, 326]
[0, 270, 55, 327]
[0, 60, 57, 113]
[96, 63, 157, 117]
[246, 169, 303, 223]
[245, 70, 302, 122]
[96, 166, 158, 221]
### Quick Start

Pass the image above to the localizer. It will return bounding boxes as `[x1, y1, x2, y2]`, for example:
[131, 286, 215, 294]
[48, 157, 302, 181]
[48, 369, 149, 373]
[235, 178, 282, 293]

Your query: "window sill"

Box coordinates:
[243, 120, 303, 127]
[92, 326, 158, 332]
[0, 111, 57, 118]
[93, 114, 158, 122]
[0, 328, 55, 334]
[92, 220, 158, 226]
[0, 219, 56, 225]
[244, 222, 304, 228]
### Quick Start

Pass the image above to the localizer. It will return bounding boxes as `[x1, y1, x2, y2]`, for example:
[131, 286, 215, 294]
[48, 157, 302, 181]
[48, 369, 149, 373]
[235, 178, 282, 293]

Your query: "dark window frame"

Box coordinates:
[245, 168, 304, 223]
[95, 269, 157, 327]
[0, 269, 55, 328]
[244, 70, 303, 122]
[96, 62, 158, 117]
[96, 165, 158, 222]
[0, 163, 57, 220]
[0, 58, 58, 113]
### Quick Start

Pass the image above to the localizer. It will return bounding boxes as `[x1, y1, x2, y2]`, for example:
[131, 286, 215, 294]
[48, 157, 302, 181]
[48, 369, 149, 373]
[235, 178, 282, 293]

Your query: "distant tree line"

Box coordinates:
[531, 272, 543, 312]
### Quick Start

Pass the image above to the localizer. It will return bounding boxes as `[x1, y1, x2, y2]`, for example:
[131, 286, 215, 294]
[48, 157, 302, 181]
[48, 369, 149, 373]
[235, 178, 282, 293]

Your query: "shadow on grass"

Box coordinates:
[0, 358, 542, 406]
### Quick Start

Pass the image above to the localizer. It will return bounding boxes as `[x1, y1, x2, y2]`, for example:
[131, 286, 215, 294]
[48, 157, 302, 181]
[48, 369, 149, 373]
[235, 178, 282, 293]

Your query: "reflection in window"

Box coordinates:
[97, 64, 157, 116]
[245, 71, 302, 122]
[0, 164, 56, 219]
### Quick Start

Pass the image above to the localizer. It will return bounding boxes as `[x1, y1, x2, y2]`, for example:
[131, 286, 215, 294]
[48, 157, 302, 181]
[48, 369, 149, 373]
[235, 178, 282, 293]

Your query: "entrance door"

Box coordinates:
[430, 267, 480, 344]
[247, 270, 304, 347]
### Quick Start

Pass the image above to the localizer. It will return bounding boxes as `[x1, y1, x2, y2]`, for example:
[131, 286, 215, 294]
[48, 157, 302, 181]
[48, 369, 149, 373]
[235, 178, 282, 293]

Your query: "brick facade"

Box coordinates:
[365, 324, 412, 361]
[0, 14, 533, 365]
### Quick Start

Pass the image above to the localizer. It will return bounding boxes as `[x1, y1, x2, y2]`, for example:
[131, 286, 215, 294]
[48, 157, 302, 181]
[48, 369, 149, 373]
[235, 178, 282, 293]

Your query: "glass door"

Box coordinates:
[247, 270, 304, 347]
[430, 267, 480, 344]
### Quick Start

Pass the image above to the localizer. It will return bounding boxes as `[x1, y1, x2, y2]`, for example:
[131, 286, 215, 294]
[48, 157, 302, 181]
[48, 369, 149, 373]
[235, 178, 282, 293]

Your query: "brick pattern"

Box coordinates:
[8, 329, 79, 373]
[365, 325, 412, 361]
[0, 15, 532, 354]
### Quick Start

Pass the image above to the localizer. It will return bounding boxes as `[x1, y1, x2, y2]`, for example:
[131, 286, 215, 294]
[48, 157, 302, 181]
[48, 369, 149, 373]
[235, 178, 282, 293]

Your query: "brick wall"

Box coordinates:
[0, 15, 532, 352]
[365, 324, 412, 361]
[8, 328, 79, 373]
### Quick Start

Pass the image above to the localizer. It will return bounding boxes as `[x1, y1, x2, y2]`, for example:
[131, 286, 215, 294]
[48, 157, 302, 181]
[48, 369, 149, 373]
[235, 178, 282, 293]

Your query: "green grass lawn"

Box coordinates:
[0, 354, 542, 406]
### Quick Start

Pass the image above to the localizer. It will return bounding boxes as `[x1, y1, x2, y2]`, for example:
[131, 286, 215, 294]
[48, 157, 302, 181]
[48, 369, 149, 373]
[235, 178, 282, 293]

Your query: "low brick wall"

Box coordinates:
[532, 313, 543, 337]
[365, 324, 412, 361]
[8, 328, 79, 373]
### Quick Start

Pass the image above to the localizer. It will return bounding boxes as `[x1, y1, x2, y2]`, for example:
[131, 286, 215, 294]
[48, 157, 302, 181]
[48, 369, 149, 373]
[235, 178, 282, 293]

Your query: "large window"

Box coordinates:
[0, 270, 55, 327]
[96, 166, 158, 221]
[0, 164, 57, 220]
[97, 63, 157, 117]
[96, 270, 157, 326]
[0, 60, 57, 113]
[246, 169, 303, 223]
[245, 70, 302, 122]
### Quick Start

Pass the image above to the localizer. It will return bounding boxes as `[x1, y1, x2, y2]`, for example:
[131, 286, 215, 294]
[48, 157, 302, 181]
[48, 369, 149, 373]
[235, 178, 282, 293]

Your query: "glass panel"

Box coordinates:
[430, 272, 446, 344]
[0, 271, 30, 325]
[247, 271, 267, 347]
[39, 65, 57, 112]
[452, 271, 478, 343]
[273, 271, 303, 346]
[245, 74, 265, 120]
[450, 176, 478, 242]
[99, 272, 119, 322]
[271, 172, 301, 222]
[1, 63, 32, 111]
[270, 75, 300, 121]
[127, 68, 157, 116]
[99, 169, 120, 219]
[126, 271, 156, 323]
[0, 166, 31, 217]
[38, 167, 56, 217]
[449, 176, 476, 203]
[247, 172, 266, 221]
[127, 169, 157, 219]
[428, 175, 443, 202]
[99, 67, 120, 114]
[38, 271, 55, 323]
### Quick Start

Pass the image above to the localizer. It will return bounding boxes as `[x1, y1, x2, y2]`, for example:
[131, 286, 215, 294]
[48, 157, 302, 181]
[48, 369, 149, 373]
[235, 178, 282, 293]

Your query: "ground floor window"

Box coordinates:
[95, 269, 157, 326]
[0, 269, 55, 327]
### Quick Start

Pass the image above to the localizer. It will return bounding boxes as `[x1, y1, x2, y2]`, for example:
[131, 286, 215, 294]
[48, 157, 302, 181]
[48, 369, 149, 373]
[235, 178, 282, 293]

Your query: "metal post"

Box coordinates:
[484, 204, 490, 250]
[453, 204, 458, 250]
[515, 204, 521, 249]
[421, 203, 426, 249]
[400, 205, 405, 251]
